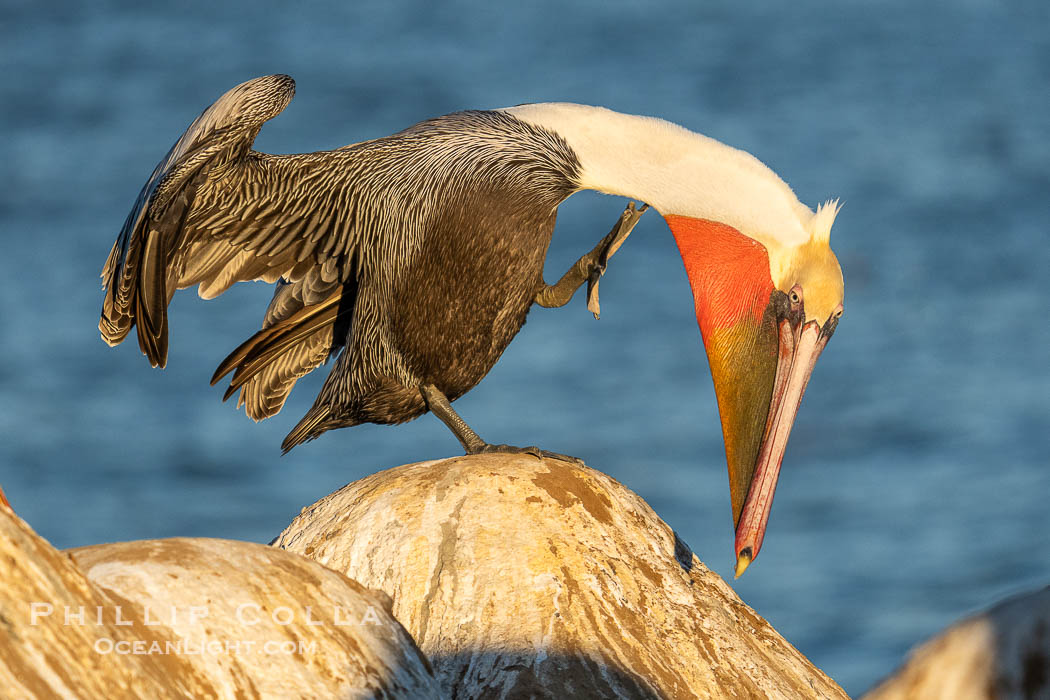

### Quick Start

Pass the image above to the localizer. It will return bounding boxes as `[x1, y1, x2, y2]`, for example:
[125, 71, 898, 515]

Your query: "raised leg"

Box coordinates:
[420, 384, 580, 463]
[534, 201, 648, 319]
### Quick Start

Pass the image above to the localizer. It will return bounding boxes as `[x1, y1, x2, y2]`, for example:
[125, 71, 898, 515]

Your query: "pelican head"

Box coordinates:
[668, 201, 844, 577]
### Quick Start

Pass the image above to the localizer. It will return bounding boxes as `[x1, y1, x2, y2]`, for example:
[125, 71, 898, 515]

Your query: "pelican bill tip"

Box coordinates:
[734, 548, 753, 579]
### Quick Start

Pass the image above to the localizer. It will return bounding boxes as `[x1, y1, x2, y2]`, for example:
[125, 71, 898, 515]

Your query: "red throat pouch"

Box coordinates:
[666, 215, 774, 339]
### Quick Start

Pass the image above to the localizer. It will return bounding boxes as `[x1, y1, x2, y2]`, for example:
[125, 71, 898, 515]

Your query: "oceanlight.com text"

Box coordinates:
[93, 638, 318, 656]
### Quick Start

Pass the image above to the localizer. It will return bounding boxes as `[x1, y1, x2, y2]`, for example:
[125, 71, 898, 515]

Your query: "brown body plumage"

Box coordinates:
[101, 75, 581, 450]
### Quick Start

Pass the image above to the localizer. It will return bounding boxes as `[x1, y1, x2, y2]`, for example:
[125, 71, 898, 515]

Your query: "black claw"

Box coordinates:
[539, 449, 583, 465]
[467, 443, 581, 464]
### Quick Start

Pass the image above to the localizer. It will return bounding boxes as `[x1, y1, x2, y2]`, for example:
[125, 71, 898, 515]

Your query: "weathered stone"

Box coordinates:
[0, 496, 440, 699]
[0, 501, 218, 698]
[862, 586, 1050, 700]
[274, 454, 848, 699]
[70, 538, 441, 699]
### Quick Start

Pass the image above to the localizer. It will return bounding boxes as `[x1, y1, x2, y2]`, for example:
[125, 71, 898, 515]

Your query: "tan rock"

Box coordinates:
[862, 586, 1050, 700]
[70, 538, 441, 699]
[274, 454, 848, 699]
[0, 496, 439, 699]
[0, 501, 217, 698]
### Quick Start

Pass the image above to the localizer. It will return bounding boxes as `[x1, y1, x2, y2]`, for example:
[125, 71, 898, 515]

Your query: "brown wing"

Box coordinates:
[99, 74, 360, 370]
[209, 274, 357, 421]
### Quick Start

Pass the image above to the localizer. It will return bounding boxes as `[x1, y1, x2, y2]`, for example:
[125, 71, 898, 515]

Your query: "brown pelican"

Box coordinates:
[100, 75, 844, 575]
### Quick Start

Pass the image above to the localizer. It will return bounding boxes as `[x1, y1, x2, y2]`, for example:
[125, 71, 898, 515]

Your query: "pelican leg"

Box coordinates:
[421, 384, 486, 452]
[421, 384, 581, 464]
[534, 201, 648, 319]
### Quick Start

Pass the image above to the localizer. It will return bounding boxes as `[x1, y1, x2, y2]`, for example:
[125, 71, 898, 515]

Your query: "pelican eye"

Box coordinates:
[789, 289, 801, 305]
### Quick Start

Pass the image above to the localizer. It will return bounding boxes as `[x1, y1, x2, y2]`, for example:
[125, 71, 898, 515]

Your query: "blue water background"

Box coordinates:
[2, 1, 1048, 694]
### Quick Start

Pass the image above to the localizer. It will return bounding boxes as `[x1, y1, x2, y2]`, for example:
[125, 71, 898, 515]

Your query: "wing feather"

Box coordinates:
[237, 333, 333, 419]
[99, 74, 300, 366]
[211, 283, 354, 421]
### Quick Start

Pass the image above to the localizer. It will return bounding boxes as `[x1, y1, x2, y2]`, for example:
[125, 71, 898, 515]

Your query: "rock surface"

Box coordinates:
[0, 497, 440, 699]
[862, 586, 1050, 700]
[71, 538, 441, 699]
[0, 500, 217, 698]
[274, 454, 848, 699]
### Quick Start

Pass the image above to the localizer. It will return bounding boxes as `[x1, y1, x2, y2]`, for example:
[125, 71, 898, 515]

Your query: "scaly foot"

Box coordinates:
[468, 443, 583, 465]
[534, 201, 649, 318]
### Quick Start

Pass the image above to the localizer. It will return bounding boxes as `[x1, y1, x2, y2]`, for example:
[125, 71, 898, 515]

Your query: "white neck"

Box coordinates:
[502, 103, 822, 253]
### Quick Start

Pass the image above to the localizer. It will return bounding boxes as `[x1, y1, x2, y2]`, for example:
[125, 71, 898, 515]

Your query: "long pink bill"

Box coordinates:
[734, 321, 829, 577]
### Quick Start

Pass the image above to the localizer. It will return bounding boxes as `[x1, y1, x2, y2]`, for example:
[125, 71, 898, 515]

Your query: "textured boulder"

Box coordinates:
[862, 586, 1050, 700]
[0, 501, 218, 698]
[0, 495, 439, 699]
[274, 454, 848, 699]
[70, 538, 441, 699]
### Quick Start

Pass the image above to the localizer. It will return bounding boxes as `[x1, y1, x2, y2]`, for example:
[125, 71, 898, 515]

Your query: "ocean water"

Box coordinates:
[1, 1, 1048, 694]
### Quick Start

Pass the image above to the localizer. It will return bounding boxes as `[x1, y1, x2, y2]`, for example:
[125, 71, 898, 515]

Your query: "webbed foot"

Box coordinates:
[467, 443, 582, 465]
[534, 201, 649, 318]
